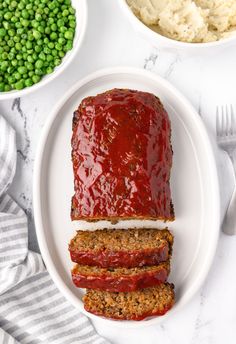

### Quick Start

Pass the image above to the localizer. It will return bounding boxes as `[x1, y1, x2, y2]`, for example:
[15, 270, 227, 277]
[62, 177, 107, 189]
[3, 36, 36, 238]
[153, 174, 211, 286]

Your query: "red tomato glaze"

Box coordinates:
[69, 244, 169, 268]
[72, 266, 169, 292]
[71, 88, 174, 221]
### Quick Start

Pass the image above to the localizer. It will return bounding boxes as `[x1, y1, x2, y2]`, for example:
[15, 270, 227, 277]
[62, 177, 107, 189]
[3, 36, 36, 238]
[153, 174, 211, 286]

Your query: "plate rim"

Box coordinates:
[33, 66, 220, 328]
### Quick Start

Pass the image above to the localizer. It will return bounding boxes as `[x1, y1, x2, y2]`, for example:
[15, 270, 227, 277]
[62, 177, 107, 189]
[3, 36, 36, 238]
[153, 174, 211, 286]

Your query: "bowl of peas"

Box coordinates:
[0, 0, 87, 99]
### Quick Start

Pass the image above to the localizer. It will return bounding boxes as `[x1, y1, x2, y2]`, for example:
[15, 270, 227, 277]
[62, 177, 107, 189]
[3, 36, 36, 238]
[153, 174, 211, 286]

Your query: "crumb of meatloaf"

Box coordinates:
[72, 261, 170, 277]
[83, 283, 175, 320]
[69, 228, 173, 252]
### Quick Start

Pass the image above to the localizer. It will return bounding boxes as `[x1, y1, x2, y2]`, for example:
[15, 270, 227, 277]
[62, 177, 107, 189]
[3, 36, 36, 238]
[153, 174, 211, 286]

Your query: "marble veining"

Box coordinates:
[0, 0, 236, 343]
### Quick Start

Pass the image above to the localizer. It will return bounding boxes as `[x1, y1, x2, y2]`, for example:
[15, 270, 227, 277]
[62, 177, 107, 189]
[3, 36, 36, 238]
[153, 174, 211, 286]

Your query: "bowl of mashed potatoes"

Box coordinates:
[120, 0, 236, 52]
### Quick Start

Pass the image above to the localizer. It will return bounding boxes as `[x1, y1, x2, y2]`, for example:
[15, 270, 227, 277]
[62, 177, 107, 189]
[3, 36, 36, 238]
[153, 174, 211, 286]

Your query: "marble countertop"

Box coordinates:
[1, 0, 236, 343]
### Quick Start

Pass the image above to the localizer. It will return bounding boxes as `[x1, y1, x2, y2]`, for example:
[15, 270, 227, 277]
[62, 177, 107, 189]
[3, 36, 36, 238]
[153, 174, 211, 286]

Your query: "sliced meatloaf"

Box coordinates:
[83, 283, 175, 320]
[71, 88, 174, 222]
[72, 261, 170, 292]
[69, 228, 173, 268]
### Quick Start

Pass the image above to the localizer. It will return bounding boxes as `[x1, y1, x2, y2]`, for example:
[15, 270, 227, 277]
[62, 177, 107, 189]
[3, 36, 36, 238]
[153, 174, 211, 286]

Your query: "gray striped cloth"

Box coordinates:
[0, 115, 109, 344]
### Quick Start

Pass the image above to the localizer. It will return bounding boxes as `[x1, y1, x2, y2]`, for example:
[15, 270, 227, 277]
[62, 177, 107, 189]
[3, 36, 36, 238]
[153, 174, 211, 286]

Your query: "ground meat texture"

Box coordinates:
[72, 262, 170, 292]
[71, 88, 174, 222]
[83, 283, 175, 320]
[69, 228, 173, 268]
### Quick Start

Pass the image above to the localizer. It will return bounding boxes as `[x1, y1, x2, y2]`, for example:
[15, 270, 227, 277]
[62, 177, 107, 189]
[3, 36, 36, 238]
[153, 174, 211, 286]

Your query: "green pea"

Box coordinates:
[58, 50, 65, 58]
[11, 59, 18, 67]
[4, 12, 12, 20]
[16, 54, 22, 60]
[50, 32, 57, 40]
[62, 9, 69, 17]
[18, 66, 27, 74]
[4, 84, 11, 91]
[45, 27, 51, 34]
[46, 66, 53, 74]
[8, 40, 14, 47]
[58, 37, 65, 45]
[3, 21, 11, 30]
[55, 43, 62, 50]
[14, 72, 21, 80]
[51, 49, 57, 56]
[22, 19, 29, 27]
[35, 59, 43, 69]
[54, 58, 61, 66]
[8, 29, 15, 36]
[1, 61, 8, 71]
[33, 29, 41, 39]
[15, 80, 24, 90]
[10, 1, 17, 8]
[69, 20, 76, 28]
[32, 75, 40, 83]
[25, 78, 33, 87]
[15, 43, 22, 50]
[48, 42, 54, 49]
[8, 75, 16, 84]
[26, 41, 32, 49]
[38, 52, 46, 60]
[2, 52, 8, 60]
[22, 10, 29, 19]
[13, 36, 20, 43]
[64, 30, 73, 40]
[8, 52, 14, 60]
[25, 62, 34, 71]
[52, 23, 58, 32]
[0, 28, 6, 37]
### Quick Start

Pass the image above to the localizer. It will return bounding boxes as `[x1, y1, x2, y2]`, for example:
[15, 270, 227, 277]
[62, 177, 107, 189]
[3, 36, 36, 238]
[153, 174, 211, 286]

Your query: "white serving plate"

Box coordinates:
[34, 67, 220, 328]
[0, 0, 87, 100]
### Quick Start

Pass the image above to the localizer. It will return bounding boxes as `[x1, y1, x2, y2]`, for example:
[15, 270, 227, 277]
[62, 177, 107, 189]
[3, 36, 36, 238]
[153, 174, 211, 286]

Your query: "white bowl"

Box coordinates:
[34, 67, 220, 328]
[119, 0, 236, 54]
[0, 0, 87, 100]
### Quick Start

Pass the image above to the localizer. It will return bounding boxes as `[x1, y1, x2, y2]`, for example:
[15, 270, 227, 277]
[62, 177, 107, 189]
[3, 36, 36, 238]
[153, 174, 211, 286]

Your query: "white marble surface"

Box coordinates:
[1, 0, 236, 343]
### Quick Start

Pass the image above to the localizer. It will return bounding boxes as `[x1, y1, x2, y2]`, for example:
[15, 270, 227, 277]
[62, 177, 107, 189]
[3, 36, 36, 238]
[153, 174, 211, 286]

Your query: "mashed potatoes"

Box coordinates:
[126, 0, 236, 43]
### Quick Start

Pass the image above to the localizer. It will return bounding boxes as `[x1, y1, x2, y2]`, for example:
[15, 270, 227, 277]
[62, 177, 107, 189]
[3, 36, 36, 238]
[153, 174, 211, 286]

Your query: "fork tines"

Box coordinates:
[216, 105, 236, 138]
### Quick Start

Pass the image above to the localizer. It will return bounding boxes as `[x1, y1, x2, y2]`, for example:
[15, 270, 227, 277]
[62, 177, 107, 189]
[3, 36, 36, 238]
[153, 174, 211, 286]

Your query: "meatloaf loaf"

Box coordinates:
[83, 283, 175, 320]
[69, 228, 173, 268]
[72, 261, 170, 292]
[71, 88, 174, 222]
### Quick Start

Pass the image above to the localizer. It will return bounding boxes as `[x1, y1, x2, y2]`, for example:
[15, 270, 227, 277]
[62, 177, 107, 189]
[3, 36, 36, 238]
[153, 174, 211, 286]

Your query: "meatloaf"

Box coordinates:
[69, 228, 173, 268]
[71, 88, 174, 222]
[83, 283, 175, 320]
[72, 261, 170, 292]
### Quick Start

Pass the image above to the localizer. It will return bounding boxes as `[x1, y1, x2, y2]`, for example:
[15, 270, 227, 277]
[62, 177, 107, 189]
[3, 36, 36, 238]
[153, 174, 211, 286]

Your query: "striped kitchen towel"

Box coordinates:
[0, 115, 109, 344]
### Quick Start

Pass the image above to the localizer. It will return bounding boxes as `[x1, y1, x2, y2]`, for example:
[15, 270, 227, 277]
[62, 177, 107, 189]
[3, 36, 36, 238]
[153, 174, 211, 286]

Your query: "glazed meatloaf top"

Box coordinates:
[71, 88, 174, 221]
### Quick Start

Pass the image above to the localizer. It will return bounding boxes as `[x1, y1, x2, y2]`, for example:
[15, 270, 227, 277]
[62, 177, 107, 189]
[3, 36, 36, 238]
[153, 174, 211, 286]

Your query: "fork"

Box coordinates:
[216, 105, 236, 235]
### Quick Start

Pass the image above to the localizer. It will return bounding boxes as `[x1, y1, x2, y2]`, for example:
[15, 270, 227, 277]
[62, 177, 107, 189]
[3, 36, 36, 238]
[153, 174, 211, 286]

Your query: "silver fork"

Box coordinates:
[216, 105, 236, 235]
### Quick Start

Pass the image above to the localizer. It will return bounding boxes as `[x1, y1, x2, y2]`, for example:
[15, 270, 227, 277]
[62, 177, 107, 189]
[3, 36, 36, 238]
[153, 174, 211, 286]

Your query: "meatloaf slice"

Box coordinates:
[72, 261, 170, 292]
[71, 88, 174, 222]
[69, 228, 173, 268]
[83, 283, 175, 320]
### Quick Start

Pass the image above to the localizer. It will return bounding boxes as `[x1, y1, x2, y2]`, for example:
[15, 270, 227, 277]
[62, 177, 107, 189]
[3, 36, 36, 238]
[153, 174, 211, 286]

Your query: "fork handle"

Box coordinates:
[223, 186, 236, 235]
